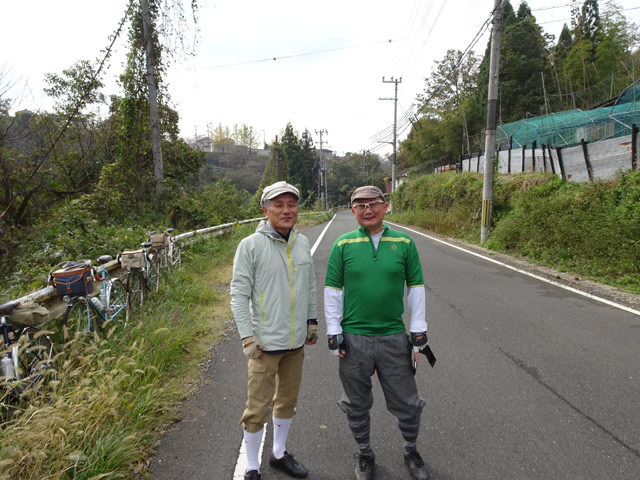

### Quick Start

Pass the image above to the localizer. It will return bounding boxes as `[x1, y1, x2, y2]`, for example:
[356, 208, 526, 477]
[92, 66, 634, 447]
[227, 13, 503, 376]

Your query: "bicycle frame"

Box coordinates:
[95, 266, 126, 321]
[63, 261, 127, 338]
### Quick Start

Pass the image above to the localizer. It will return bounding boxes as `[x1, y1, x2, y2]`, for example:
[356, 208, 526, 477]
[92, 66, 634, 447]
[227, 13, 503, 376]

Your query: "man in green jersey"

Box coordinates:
[324, 185, 431, 480]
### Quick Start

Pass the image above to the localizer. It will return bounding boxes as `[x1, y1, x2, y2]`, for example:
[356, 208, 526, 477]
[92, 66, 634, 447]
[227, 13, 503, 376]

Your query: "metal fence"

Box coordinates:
[455, 124, 638, 182]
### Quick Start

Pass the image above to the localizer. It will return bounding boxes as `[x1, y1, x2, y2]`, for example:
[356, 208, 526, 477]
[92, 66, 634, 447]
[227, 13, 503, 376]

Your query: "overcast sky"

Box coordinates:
[2, 0, 639, 157]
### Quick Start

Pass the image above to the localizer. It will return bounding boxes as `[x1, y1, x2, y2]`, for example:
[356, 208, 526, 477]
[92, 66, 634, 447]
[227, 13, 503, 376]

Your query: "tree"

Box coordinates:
[594, 1, 640, 96]
[498, 10, 551, 121]
[296, 129, 318, 205]
[233, 124, 259, 149]
[0, 61, 114, 225]
[326, 153, 385, 206]
[517, 1, 532, 19]
[417, 49, 480, 117]
[280, 124, 318, 206]
[212, 123, 234, 150]
[579, 0, 601, 46]
[82, 0, 202, 219]
[257, 137, 288, 201]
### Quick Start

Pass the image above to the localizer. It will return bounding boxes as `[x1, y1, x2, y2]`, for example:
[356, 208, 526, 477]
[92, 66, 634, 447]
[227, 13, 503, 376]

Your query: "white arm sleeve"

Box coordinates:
[407, 286, 427, 333]
[324, 287, 344, 335]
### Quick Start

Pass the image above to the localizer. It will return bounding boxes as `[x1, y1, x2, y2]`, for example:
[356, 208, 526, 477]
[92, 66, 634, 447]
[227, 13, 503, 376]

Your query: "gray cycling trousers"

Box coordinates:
[337, 332, 426, 454]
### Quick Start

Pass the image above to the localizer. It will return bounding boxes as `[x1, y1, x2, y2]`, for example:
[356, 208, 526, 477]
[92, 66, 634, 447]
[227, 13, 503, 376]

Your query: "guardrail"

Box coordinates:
[11, 213, 325, 323]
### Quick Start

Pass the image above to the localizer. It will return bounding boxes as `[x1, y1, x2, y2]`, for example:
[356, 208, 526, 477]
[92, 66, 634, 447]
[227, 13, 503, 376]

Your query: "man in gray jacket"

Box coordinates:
[231, 181, 318, 480]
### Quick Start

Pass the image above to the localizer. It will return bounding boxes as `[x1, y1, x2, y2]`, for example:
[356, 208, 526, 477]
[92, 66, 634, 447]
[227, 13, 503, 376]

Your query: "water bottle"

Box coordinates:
[1, 354, 15, 380]
[98, 291, 106, 310]
[91, 296, 103, 312]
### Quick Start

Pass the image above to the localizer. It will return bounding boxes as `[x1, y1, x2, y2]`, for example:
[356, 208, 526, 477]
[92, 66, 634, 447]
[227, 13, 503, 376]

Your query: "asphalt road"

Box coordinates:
[148, 210, 640, 480]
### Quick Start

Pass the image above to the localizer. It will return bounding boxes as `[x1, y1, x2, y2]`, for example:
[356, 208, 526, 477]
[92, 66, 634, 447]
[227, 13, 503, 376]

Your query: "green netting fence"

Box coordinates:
[497, 81, 640, 149]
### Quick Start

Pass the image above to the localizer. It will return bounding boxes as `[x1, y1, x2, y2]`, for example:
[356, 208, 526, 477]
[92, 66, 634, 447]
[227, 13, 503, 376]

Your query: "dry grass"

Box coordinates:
[0, 233, 241, 480]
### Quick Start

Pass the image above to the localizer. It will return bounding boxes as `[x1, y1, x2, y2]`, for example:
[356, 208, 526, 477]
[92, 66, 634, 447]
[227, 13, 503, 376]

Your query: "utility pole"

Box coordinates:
[315, 129, 328, 210]
[380, 76, 401, 193]
[141, 0, 164, 197]
[480, 0, 503, 243]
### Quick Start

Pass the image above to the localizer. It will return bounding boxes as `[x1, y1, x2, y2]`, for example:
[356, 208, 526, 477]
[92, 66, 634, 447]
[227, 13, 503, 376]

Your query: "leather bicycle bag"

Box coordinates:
[50, 260, 94, 298]
[120, 249, 145, 269]
[148, 233, 168, 249]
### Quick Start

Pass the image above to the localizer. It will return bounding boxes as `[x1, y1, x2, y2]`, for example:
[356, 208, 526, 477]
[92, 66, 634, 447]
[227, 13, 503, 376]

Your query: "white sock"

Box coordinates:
[244, 428, 263, 473]
[272, 416, 292, 459]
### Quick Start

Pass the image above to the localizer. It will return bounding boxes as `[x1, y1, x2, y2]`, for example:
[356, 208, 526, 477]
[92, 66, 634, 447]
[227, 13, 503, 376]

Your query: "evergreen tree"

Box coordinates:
[554, 24, 574, 66]
[257, 137, 288, 200]
[297, 129, 318, 205]
[280, 124, 317, 206]
[498, 9, 551, 121]
[580, 0, 601, 46]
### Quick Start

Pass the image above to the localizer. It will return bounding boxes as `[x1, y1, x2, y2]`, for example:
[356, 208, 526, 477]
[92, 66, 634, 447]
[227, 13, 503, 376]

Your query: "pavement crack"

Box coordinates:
[499, 347, 640, 459]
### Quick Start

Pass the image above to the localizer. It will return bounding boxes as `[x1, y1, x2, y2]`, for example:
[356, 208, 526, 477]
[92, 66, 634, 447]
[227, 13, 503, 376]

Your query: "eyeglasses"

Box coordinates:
[352, 200, 385, 212]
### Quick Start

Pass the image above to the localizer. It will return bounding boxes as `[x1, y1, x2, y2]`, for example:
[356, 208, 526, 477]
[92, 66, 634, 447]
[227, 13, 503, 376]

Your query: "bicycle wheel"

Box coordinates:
[63, 297, 98, 339]
[105, 278, 127, 326]
[126, 268, 145, 322]
[14, 327, 56, 397]
[146, 256, 160, 293]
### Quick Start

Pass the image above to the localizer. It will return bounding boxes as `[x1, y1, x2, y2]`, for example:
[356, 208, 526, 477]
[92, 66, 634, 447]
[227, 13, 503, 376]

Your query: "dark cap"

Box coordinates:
[351, 185, 385, 204]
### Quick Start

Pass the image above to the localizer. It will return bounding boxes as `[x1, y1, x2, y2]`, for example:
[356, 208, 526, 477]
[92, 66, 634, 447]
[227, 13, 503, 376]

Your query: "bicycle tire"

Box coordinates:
[105, 278, 127, 327]
[63, 297, 98, 339]
[146, 255, 160, 293]
[126, 268, 145, 322]
[14, 327, 56, 397]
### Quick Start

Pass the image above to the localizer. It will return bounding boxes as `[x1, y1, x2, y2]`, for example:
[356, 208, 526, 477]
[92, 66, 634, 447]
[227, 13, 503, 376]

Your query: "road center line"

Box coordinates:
[387, 221, 640, 318]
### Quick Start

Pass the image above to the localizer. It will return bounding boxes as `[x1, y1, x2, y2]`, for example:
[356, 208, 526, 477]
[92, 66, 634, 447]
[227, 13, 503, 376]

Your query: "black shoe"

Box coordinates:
[244, 470, 261, 480]
[354, 453, 375, 480]
[269, 451, 308, 478]
[403, 450, 429, 480]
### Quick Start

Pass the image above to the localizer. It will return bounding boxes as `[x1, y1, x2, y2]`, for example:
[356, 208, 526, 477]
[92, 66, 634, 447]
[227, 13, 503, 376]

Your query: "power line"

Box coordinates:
[200, 38, 403, 70]
[369, 1, 500, 153]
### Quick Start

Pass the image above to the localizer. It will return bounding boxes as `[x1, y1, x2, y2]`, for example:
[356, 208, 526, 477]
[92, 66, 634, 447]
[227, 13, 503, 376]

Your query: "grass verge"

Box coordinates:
[0, 224, 253, 480]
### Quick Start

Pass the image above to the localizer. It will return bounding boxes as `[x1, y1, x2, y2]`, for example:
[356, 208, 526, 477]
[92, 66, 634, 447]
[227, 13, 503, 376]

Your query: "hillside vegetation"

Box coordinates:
[391, 170, 640, 294]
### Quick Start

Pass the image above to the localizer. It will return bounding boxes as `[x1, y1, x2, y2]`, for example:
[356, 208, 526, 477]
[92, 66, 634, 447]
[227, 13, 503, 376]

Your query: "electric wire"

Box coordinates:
[200, 38, 401, 70]
[368, 5, 494, 149]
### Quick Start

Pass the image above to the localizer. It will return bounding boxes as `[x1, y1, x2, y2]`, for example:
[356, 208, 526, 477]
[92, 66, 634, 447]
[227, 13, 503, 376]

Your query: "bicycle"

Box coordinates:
[53, 258, 127, 340]
[1, 300, 56, 420]
[148, 229, 181, 275]
[120, 241, 159, 320]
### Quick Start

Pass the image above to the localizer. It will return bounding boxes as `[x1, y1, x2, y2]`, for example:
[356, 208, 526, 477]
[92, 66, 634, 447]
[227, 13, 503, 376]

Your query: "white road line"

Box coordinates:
[311, 213, 337, 256]
[387, 221, 640, 318]
[233, 424, 267, 479]
[233, 213, 337, 478]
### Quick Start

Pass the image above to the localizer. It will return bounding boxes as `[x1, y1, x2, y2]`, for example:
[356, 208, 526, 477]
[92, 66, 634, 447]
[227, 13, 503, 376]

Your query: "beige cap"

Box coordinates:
[351, 185, 385, 204]
[260, 181, 300, 206]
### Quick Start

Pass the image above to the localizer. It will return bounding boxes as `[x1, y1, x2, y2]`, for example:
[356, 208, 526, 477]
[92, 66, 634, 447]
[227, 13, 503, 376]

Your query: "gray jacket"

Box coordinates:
[230, 220, 317, 351]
